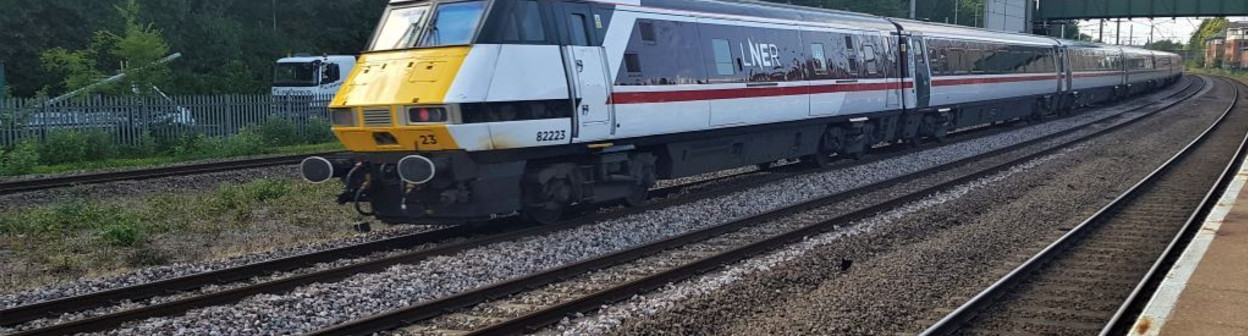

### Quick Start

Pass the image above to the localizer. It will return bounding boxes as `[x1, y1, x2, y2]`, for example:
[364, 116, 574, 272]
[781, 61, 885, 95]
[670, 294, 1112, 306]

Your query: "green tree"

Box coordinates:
[1, 0, 116, 97]
[1144, 40, 1185, 52]
[1189, 18, 1229, 65]
[111, 0, 171, 95]
[38, 47, 106, 95]
[37, 0, 169, 97]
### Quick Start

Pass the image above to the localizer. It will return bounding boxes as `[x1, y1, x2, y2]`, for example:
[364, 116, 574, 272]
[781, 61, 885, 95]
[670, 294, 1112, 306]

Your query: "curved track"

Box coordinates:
[0, 77, 1202, 336]
[920, 77, 1248, 336]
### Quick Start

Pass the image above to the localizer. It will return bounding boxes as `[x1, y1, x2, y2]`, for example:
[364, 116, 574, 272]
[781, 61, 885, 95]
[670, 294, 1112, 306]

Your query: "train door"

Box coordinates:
[881, 32, 901, 109]
[1057, 46, 1071, 93]
[561, 3, 615, 141]
[908, 34, 932, 109]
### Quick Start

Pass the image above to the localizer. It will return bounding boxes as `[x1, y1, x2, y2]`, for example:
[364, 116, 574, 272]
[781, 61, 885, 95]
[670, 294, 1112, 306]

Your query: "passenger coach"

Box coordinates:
[301, 0, 1184, 224]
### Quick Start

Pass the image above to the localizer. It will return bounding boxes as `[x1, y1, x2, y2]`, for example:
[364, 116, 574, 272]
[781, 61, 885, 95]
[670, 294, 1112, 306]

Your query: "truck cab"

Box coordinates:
[272, 55, 358, 97]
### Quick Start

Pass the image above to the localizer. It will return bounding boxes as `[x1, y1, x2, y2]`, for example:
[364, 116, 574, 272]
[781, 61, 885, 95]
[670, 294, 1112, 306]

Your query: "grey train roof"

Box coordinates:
[637, 0, 900, 31]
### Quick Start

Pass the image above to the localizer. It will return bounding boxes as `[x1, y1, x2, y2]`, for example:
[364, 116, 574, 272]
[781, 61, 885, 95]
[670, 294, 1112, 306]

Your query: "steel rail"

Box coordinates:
[919, 77, 1242, 336]
[0, 151, 343, 194]
[0, 162, 779, 334]
[5, 77, 1201, 336]
[306, 77, 1208, 336]
[1098, 77, 1248, 336]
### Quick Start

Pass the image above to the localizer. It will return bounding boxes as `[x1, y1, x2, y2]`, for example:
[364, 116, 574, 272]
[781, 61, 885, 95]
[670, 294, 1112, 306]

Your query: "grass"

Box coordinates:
[0, 177, 368, 290]
[1187, 67, 1248, 79]
[21, 142, 343, 176]
[1, 118, 343, 177]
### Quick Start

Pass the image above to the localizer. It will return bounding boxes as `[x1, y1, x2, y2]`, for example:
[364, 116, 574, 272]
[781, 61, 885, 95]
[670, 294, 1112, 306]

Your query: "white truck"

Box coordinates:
[272, 54, 356, 97]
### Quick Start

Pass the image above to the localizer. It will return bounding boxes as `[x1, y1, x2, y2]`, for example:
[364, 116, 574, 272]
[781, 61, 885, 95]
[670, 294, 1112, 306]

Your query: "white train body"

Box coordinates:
[306, 0, 1183, 224]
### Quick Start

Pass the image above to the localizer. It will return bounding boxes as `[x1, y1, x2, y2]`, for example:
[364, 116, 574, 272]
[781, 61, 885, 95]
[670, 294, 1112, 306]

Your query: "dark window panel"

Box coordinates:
[625, 53, 643, 73]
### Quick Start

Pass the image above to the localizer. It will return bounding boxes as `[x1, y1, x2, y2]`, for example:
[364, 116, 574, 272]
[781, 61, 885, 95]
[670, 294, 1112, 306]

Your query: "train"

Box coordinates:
[300, 0, 1184, 225]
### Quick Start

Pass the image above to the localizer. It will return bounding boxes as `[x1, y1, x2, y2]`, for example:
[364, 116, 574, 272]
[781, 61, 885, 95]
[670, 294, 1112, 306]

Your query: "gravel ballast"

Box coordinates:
[66, 81, 1199, 336]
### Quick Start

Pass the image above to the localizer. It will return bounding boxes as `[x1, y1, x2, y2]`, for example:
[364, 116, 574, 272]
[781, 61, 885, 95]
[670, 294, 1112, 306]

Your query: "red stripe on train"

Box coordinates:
[610, 81, 912, 104]
[610, 73, 1060, 105]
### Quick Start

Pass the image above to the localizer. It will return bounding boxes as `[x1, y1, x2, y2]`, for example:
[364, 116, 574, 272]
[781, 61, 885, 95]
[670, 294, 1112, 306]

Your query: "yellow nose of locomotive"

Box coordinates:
[328, 46, 471, 152]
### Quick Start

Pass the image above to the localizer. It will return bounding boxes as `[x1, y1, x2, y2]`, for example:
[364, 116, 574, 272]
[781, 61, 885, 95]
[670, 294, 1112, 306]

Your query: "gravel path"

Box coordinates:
[65, 81, 1197, 336]
[544, 78, 1227, 336]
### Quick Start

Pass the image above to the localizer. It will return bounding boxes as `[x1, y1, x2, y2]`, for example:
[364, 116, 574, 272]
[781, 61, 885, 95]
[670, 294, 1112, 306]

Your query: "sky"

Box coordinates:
[1071, 17, 1248, 46]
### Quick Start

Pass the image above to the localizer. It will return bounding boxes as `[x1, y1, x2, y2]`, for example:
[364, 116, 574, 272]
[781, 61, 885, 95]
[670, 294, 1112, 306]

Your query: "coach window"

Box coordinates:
[711, 39, 735, 75]
[844, 36, 859, 75]
[624, 53, 642, 73]
[862, 44, 878, 75]
[568, 13, 590, 46]
[810, 43, 827, 73]
[639, 21, 656, 44]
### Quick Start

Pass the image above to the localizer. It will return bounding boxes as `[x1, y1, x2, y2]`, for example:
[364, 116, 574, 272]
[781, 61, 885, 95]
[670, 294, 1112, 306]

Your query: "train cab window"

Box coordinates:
[711, 39, 735, 75]
[568, 14, 591, 46]
[624, 53, 642, 73]
[811, 43, 827, 72]
[639, 21, 656, 44]
[370, 4, 431, 51]
[419, 1, 487, 47]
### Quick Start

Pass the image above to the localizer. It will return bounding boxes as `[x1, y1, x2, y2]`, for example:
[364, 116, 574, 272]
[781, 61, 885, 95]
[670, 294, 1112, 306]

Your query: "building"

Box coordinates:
[1224, 22, 1248, 69]
[1242, 46, 1248, 68]
[1207, 33, 1226, 68]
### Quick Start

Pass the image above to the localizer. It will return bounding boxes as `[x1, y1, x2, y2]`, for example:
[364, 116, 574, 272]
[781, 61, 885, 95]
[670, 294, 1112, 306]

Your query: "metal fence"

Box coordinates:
[0, 93, 334, 147]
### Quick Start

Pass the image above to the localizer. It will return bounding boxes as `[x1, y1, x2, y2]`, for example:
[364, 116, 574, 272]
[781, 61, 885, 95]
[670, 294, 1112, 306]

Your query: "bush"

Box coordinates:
[37, 130, 116, 165]
[99, 222, 145, 247]
[219, 127, 268, 157]
[150, 123, 200, 153]
[171, 133, 210, 158]
[304, 118, 336, 144]
[255, 118, 300, 147]
[0, 141, 40, 175]
[80, 130, 116, 161]
[119, 132, 159, 158]
[38, 131, 88, 165]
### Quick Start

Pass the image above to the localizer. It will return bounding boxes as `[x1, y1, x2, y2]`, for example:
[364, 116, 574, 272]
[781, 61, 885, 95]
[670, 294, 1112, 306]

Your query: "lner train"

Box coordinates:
[301, 0, 1183, 224]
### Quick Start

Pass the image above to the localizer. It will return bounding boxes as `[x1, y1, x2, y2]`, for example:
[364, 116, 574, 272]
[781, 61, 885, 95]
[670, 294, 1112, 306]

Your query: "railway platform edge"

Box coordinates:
[1130, 148, 1248, 336]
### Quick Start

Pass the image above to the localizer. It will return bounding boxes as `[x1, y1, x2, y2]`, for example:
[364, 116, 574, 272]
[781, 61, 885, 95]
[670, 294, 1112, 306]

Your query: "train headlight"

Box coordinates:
[407, 107, 448, 123]
[330, 108, 357, 127]
[398, 155, 437, 184]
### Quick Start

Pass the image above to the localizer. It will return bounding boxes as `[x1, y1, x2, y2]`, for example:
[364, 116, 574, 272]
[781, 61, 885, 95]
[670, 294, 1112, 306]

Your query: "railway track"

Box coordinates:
[302, 78, 1211, 336]
[919, 77, 1248, 336]
[0, 151, 343, 194]
[0, 77, 1202, 336]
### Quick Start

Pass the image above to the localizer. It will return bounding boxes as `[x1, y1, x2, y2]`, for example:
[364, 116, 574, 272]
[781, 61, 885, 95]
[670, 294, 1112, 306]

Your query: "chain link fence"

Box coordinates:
[0, 93, 334, 148]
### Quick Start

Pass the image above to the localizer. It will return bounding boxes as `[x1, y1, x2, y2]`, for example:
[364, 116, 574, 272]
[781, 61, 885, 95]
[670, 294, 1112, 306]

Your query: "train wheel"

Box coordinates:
[624, 162, 655, 208]
[802, 127, 841, 168]
[623, 183, 648, 208]
[523, 178, 571, 225]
